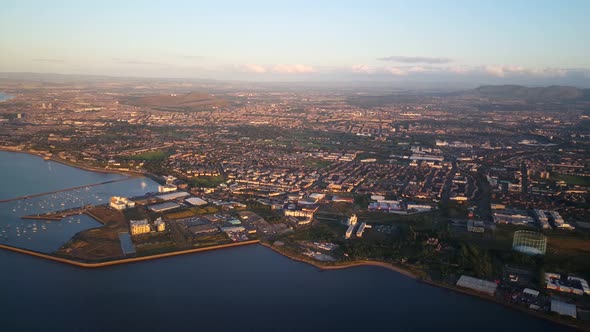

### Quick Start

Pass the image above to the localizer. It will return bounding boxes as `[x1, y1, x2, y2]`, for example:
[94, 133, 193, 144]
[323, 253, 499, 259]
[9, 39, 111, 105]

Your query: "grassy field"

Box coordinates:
[194, 233, 231, 247]
[357, 210, 442, 230]
[165, 209, 199, 219]
[56, 206, 128, 261]
[303, 159, 332, 169]
[189, 175, 225, 188]
[553, 174, 590, 186]
[124, 150, 170, 161]
[165, 206, 219, 219]
[545, 236, 590, 277]
[548, 235, 590, 255]
[136, 243, 179, 257]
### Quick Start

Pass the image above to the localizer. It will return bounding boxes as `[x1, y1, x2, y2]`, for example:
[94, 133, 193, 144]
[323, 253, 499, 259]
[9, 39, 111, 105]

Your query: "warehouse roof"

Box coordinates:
[456, 275, 497, 296]
[157, 191, 190, 201]
[551, 300, 577, 318]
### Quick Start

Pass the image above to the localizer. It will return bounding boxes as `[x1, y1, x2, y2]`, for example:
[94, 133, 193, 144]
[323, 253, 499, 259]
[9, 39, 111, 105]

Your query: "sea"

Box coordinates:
[0, 151, 571, 331]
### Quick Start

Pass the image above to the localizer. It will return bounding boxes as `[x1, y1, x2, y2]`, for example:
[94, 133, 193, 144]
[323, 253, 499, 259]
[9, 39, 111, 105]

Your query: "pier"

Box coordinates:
[0, 178, 132, 204]
[21, 205, 97, 221]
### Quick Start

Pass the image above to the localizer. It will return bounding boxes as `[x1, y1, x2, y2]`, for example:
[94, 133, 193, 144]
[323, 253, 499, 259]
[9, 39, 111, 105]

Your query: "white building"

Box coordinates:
[545, 273, 590, 295]
[110, 196, 135, 210]
[158, 184, 177, 193]
[345, 224, 355, 239]
[493, 210, 534, 225]
[409, 154, 444, 162]
[356, 222, 367, 238]
[284, 206, 318, 218]
[407, 204, 433, 212]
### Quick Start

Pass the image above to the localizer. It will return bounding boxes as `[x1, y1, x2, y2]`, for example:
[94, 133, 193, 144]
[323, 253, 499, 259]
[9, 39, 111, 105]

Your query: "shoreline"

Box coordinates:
[259, 241, 419, 279]
[0, 147, 150, 178]
[420, 278, 583, 331]
[259, 242, 584, 331]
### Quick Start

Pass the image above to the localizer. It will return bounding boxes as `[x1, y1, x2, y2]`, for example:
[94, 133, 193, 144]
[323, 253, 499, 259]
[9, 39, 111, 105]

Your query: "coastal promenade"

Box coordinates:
[0, 178, 132, 204]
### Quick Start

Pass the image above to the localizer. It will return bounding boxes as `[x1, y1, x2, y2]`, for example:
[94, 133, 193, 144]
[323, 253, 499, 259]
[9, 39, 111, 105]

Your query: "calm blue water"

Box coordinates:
[0, 151, 159, 252]
[0, 246, 569, 332]
[0, 150, 571, 331]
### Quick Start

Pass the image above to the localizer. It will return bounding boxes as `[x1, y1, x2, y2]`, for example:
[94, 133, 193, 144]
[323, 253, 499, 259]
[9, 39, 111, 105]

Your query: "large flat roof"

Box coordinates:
[186, 197, 208, 206]
[551, 300, 577, 318]
[456, 275, 497, 295]
[157, 191, 190, 201]
[149, 201, 180, 212]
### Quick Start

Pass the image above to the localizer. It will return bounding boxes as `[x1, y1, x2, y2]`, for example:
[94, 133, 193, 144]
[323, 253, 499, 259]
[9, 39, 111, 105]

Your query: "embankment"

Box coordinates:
[0, 240, 260, 268]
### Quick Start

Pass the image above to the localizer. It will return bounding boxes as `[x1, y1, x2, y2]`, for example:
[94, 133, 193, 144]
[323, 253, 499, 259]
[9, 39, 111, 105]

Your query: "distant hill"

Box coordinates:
[469, 85, 590, 102]
[122, 92, 227, 111]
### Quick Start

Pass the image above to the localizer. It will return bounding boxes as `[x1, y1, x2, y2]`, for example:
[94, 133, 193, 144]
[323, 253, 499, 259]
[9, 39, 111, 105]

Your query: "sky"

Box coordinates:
[1, 0, 589, 86]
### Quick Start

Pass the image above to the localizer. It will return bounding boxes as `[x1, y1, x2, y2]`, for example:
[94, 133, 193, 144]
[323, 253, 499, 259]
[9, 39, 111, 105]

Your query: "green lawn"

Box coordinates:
[189, 175, 225, 188]
[124, 150, 170, 161]
[553, 174, 590, 186]
[303, 159, 332, 169]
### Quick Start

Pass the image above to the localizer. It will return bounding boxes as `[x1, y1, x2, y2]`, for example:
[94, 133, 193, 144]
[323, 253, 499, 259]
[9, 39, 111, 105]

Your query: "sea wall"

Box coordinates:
[0, 240, 260, 268]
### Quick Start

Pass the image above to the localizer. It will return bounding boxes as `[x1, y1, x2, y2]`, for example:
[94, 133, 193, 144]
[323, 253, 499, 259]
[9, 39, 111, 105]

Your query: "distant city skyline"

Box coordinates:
[1, 0, 589, 86]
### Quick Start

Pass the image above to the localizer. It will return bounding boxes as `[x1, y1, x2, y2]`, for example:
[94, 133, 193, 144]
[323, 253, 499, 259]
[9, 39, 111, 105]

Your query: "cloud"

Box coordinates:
[484, 65, 508, 77]
[377, 55, 452, 64]
[407, 66, 429, 73]
[179, 55, 205, 59]
[32, 58, 64, 63]
[449, 66, 471, 75]
[271, 64, 316, 74]
[241, 64, 267, 73]
[350, 65, 431, 76]
[386, 67, 408, 76]
[112, 58, 161, 65]
[343, 64, 580, 80]
[229, 63, 268, 74]
[351, 64, 375, 74]
[226, 64, 317, 74]
[482, 65, 569, 78]
[524, 67, 568, 77]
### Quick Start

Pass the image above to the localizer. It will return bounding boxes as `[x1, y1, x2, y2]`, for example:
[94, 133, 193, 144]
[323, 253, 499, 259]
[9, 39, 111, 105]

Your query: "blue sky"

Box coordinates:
[1, 0, 589, 85]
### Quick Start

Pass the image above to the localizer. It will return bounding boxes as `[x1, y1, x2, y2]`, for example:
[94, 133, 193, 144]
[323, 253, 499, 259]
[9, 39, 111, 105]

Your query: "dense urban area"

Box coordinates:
[1, 74, 589, 328]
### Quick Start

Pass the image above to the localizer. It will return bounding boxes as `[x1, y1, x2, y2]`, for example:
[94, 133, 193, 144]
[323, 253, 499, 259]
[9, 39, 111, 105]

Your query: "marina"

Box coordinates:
[0, 150, 159, 253]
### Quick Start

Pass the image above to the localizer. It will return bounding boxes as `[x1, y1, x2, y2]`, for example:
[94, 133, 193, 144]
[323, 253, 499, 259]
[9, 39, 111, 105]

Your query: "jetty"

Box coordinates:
[0, 178, 132, 204]
[21, 205, 96, 221]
